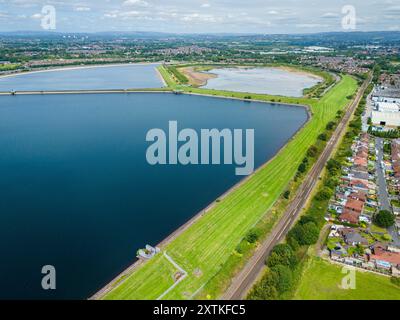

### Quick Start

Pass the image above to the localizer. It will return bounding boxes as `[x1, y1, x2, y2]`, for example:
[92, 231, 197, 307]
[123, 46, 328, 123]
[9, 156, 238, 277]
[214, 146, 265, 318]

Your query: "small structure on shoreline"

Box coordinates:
[137, 245, 160, 260]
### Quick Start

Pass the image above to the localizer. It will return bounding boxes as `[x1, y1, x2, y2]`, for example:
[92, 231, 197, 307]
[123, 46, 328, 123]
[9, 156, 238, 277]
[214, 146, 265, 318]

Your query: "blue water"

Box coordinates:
[0, 93, 307, 299]
[0, 64, 164, 91]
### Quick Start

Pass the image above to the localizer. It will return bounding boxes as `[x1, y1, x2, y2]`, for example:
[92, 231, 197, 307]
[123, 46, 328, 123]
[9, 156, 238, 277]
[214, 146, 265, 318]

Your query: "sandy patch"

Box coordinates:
[180, 67, 217, 87]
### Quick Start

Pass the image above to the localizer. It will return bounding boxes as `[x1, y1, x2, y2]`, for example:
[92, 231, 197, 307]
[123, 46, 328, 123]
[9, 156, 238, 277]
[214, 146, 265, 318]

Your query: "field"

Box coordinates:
[102, 69, 358, 300]
[294, 257, 400, 300]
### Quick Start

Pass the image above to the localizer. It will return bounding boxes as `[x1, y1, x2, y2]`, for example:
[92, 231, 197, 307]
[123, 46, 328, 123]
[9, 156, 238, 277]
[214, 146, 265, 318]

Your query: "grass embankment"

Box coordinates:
[294, 257, 400, 300]
[102, 67, 358, 300]
[0, 63, 20, 72]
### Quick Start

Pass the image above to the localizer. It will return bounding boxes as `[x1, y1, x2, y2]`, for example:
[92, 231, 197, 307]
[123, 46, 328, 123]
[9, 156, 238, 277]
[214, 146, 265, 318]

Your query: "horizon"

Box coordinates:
[1, 30, 400, 36]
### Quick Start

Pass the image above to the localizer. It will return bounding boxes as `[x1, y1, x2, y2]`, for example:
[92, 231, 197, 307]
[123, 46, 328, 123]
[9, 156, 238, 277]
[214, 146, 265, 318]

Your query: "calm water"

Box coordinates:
[203, 67, 322, 97]
[0, 64, 164, 91]
[0, 93, 307, 299]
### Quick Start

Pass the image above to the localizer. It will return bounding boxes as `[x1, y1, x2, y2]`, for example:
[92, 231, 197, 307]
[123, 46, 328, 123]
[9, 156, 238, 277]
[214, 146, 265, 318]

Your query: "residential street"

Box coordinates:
[375, 137, 400, 246]
[375, 138, 391, 211]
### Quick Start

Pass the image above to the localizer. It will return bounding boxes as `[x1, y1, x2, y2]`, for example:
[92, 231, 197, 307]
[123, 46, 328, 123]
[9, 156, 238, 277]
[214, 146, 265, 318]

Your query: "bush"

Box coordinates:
[374, 210, 395, 228]
[307, 145, 318, 158]
[247, 270, 279, 300]
[298, 215, 318, 226]
[318, 133, 328, 141]
[245, 228, 262, 243]
[283, 190, 291, 199]
[391, 277, 400, 287]
[326, 121, 336, 130]
[298, 163, 307, 174]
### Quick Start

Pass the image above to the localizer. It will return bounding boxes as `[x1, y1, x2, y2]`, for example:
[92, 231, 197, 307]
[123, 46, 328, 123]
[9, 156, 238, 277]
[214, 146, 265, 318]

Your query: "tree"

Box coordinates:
[326, 121, 336, 130]
[374, 210, 395, 228]
[267, 244, 298, 268]
[315, 187, 333, 201]
[288, 222, 319, 246]
[307, 145, 318, 158]
[327, 159, 341, 175]
[298, 162, 307, 174]
[270, 265, 293, 293]
[318, 133, 328, 141]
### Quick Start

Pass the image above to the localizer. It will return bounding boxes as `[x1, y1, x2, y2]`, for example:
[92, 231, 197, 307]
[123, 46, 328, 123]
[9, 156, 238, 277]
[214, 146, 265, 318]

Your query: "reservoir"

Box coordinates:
[0, 63, 164, 91]
[0, 93, 307, 299]
[202, 67, 322, 97]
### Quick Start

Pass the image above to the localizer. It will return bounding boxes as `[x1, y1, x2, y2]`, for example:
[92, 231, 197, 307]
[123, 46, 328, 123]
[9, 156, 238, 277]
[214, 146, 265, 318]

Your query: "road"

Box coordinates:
[221, 76, 371, 300]
[375, 138, 400, 246]
[375, 138, 391, 211]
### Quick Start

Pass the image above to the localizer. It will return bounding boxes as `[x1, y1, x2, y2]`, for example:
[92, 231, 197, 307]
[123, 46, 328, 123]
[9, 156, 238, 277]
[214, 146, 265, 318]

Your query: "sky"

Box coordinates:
[0, 0, 399, 34]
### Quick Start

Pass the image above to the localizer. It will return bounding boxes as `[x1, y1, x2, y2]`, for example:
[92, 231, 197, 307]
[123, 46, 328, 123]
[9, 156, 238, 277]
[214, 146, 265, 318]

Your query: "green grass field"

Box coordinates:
[294, 257, 400, 300]
[102, 69, 358, 300]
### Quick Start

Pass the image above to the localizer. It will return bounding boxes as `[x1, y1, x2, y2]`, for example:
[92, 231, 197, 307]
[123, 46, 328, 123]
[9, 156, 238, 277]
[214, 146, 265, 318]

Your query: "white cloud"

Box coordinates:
[123, 0, 149, 7]
[321, 12, 339, 19]
[31, 13, 42, 19]
[201, 3, 210, 8]
[74, 7, 91, 12]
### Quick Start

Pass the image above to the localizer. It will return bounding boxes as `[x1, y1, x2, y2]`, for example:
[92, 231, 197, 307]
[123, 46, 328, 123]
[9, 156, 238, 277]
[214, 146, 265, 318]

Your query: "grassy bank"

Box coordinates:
[294, 257, 400, 300]
[101, 67, 358, 300]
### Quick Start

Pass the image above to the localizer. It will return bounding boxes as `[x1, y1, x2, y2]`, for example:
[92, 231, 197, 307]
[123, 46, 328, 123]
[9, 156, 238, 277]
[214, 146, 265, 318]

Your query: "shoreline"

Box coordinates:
[89, 92, 311, 300]
[198, 65, 324, 94]
[0, 62, 163, 80]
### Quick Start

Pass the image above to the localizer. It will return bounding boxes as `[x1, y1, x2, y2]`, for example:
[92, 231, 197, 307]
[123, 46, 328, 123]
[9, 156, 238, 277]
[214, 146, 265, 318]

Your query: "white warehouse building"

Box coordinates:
[376, 102, 400, 113]
[371, 111, 400, 127]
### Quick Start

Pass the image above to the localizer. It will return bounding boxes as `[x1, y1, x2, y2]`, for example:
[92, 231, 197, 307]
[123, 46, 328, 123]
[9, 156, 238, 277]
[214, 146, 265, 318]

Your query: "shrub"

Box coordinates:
[283, 190, 291, 199]
[307, 145, 318, 158]
[298, 162, 307, 174]
[326, 121, 336, 130]
[391, 277, 400, 287]
[247, 270, 279, 300]
[245, 228, 262, 243]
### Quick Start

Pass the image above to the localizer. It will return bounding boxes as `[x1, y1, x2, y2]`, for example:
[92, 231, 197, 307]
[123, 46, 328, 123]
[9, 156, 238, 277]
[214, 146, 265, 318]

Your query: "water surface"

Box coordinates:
[0, 64, 163, 91]
[0, 93, 307, 299]
[203, 67, 322, 97]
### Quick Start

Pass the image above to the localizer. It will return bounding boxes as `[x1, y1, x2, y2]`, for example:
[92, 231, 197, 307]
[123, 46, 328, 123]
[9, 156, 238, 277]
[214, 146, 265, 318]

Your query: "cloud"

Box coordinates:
[321, 12, 340, 19]
[123, 0, 149, 7]
[31, 13, 42, 19]
[74, 7, 91, 12]
[201, 3, 210, 8]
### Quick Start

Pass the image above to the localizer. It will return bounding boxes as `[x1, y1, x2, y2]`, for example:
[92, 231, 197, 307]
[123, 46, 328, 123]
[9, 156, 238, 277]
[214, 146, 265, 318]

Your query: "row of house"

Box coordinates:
[329, 225, 400, 275]
[333, 133, 375, 225]
[325, 132, 400, 275]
